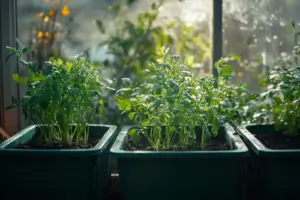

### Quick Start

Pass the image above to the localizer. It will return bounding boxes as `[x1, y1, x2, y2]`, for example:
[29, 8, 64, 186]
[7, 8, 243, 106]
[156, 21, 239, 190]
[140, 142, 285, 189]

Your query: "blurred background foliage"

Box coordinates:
[25, 0, 73, 69]
[17, 0, 300, 125]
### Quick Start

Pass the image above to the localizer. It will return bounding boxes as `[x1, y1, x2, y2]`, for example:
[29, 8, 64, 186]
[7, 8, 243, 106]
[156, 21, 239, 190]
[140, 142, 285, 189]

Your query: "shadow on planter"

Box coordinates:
[238, 124, 300, 200]
[110, 124, 249, 200]
[0, 124, 117, 200]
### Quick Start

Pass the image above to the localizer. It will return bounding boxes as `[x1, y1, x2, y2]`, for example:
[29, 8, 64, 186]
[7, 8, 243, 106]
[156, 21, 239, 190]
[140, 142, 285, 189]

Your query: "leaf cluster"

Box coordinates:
[259, 60, 300, 136]
[6, 47, 108, 146]
[116, 48, 256, 150]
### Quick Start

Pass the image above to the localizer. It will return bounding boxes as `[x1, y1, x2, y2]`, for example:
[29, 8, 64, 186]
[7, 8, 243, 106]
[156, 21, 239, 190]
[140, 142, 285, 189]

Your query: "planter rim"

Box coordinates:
[0, 124, 117, 156]
[110, 124, 248, 158]
[238, 124, 300, 156]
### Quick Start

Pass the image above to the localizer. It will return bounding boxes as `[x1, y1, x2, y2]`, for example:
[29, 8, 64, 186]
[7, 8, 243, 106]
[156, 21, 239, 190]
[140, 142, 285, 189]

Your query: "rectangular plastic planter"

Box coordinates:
[110, 124, 249, 200]
[0, 124, 117, 200]
[238, 124, 300, 200]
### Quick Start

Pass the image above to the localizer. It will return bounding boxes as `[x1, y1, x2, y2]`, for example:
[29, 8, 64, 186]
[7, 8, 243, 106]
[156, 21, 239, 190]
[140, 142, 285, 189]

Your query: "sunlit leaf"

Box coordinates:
[229, 53, 241, 61]
[12, 74, 28, 86]
[66, 61, 72, 72]
[128, 112, 136, 120]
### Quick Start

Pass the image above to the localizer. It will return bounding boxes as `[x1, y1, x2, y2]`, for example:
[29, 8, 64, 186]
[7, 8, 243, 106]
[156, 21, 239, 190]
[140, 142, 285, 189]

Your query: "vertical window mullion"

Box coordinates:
[211, 0, 223, 85]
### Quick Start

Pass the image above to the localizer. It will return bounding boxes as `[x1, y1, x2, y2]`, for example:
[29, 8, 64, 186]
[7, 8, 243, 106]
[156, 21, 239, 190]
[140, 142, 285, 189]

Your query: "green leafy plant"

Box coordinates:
[93, 0, 210, 125]
[5, 47, 111, 147]
[116, 47, 256, 150]
[215, 59, 260, 127]
[258, 61, 300, 136]
[251, 24, 300, 136]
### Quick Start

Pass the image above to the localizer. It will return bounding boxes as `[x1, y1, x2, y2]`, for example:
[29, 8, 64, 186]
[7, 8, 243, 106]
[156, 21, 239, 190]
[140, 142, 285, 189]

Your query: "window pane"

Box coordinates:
[223, 0, 300, 92]
[17, 0, 212, 75]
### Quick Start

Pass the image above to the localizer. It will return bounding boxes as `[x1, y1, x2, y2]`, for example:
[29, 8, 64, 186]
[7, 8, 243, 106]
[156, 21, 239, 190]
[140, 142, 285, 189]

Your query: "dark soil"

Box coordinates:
[124, 136, 230, 151]
[254, 132, 300, 149]
[15, 137, 100, 150]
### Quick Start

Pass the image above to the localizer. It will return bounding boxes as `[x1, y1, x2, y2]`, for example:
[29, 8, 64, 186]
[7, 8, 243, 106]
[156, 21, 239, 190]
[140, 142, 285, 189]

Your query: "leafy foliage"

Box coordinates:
[94, 0, 210, 125]
[248, 23, 300, 136]
[116, 47, 256, 150]
[258, 55, 300, 136]
[5, 47, 111, 147]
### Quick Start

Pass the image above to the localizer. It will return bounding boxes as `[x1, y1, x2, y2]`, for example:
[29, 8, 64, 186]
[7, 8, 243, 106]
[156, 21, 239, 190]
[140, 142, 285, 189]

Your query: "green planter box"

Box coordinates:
[238, 124, 300, 200]
[110, 125, 249, 200]
[0, 124, 117, 200]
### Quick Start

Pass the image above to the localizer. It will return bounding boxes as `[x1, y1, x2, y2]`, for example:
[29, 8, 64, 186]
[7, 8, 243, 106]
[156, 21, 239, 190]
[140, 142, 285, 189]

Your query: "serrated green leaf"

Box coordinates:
[128, 112, 136, 120]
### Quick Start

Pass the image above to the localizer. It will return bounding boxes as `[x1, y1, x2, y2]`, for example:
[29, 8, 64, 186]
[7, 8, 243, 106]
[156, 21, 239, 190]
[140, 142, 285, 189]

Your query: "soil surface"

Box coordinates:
[124, 136, 230, 151]
[254, 132, 300, 149]
[15, 137, 100, 150]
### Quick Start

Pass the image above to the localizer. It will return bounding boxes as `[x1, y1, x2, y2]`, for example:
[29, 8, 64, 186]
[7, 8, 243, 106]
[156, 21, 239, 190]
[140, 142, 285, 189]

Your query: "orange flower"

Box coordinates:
[61, 5, 70, 16]
[35, 12, 44, 18]
[37, 31, 44, 38]
[49, 10, 56, 16]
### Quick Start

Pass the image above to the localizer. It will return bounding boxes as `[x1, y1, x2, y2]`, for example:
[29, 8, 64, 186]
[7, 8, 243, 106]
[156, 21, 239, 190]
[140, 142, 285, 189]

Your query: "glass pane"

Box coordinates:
[223, 0, 300, 92]
[17, 0, 212, 75]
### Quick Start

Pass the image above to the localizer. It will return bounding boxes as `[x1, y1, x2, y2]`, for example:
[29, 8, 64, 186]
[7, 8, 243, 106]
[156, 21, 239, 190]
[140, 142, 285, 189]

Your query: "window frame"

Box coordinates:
[0, 0, 22, 136]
